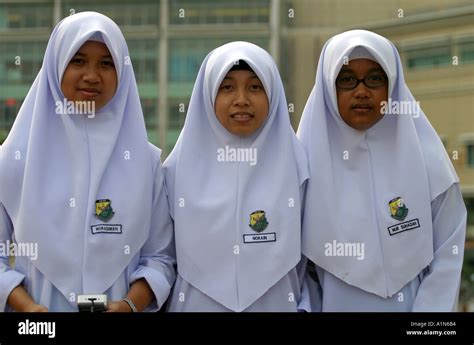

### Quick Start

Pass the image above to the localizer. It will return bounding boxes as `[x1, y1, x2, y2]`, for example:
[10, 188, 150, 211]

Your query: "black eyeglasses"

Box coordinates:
[336, 74, 387, 90]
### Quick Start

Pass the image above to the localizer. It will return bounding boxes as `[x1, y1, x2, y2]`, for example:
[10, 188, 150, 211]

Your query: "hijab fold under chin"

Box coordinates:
[297, 30, 458, 298]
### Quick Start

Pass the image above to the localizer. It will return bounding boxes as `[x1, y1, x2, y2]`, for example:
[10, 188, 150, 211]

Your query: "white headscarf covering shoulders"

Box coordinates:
[297, 30, 458, 298]
[164, 41, 309, 311]
[0, 12, 154, 302]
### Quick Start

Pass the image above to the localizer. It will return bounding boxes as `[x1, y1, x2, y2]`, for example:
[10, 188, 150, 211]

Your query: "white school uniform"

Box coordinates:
[0, 12, 175, 311]
[164, 41, 313, 312]
[296, 30, 466, 311]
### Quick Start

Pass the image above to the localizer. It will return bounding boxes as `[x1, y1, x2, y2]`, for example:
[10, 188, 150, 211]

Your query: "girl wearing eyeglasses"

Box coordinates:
[297, 30, 466, 311]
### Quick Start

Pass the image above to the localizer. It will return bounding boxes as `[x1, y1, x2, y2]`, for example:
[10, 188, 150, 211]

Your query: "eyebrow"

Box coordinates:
[339, 66, 385, 74]
[73, 52, 113, 59]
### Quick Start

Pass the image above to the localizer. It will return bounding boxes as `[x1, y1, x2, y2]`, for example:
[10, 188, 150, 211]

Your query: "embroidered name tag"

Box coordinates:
[91, 224, 122, 234]
[387, 218, 420, 236]
[243, 232, 276, 243]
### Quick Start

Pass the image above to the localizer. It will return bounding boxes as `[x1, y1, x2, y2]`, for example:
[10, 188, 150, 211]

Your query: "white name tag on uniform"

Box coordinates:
[91, 224, 122, 234]
[387, 218, 420, 236]
[243, 232, 276, 243]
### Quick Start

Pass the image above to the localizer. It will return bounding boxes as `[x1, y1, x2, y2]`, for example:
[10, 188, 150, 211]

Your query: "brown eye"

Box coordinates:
[365, 75, 386, 87]
[220, 84, 233, 91]
[70, 58, 85, 65]
[249, 84, 263, 91]
[101, 60, 115, 67]
[336, 76, 357, 89]
[338, 76, 356, 83]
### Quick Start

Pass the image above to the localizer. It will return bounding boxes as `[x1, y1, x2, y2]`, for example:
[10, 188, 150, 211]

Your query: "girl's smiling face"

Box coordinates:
[214, 69, 269, 137]
[61, 40, 118, 111]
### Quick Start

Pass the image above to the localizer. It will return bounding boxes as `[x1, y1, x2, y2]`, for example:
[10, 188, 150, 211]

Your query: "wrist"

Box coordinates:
[121, 297, 138, 312]
[19, 300, 38, 312]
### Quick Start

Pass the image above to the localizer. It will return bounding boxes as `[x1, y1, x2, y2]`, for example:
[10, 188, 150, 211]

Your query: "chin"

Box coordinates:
[235, 131, 250, 137]
[231, 129, 250, 137]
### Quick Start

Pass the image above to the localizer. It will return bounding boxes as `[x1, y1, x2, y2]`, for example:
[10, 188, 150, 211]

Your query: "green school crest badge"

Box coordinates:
[95, 199, 115, 222]
[249, 210, 269, 233]
[389, 197, 408, 221]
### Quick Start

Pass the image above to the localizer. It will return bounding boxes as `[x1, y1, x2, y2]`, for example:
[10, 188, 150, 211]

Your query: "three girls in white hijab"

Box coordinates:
[4, 16, 462, 314]
[163, 41, 315, 311]
[0, 12, 176, 312]
[298, 29, 466, 311]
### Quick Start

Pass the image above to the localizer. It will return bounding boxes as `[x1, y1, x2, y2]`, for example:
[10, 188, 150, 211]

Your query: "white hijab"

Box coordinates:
[297, 30, 458, 298]
[164, 41, 309, 311]
[0, 12, 154, 302]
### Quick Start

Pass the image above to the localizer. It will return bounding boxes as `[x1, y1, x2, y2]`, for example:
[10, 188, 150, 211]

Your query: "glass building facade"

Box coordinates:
[0, 0, 273, 154]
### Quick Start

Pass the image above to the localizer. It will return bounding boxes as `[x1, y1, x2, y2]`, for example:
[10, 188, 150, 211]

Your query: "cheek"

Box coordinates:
[105, 73, 118, 96]
[214, 96, 227, 121]
[111, 74, 118, 94]
[261, 101, 269, 119]
[257, 95, 269, 119]
[60, 71, 75, 98]
[336, 93, 349, 115]
[375, 90, 388, 112]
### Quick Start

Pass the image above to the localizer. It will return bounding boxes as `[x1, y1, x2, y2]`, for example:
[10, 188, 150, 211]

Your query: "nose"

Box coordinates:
[353, 82, 370, 98]
[233, 88, 250, 107]
[82, 67, 100, 83]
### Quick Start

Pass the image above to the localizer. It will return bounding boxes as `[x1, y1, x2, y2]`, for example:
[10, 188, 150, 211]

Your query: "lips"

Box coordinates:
[79, 88, 101, 97]
[231, 112, 254, 122]
[351, 103, 373, 109]
[351, 103, 373, 113]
